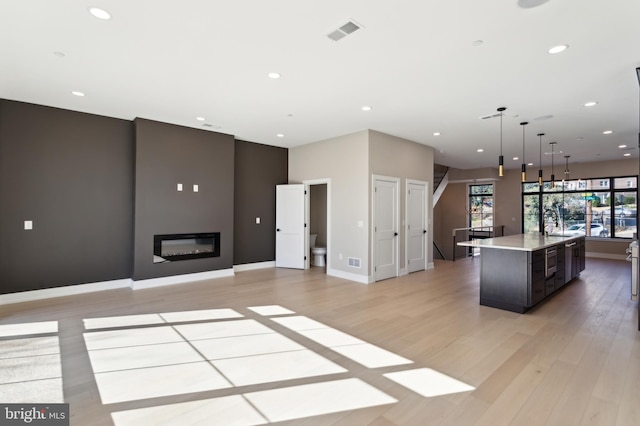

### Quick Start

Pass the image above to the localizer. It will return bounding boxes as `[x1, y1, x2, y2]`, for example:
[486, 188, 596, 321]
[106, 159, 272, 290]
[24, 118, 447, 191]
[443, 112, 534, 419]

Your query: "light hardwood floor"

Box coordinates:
[1, 257, 639, 425]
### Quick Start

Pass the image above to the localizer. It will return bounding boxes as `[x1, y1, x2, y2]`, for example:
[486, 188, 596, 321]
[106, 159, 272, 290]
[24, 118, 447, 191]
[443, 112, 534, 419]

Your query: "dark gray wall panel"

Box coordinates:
[133, 118, 234, 280]
[233, 140, 288, 265]
[0, 100, 134, 293]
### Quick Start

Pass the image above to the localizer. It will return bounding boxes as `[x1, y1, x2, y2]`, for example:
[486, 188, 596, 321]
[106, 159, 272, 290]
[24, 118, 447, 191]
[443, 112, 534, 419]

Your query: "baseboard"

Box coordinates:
[399, 267, 408, 276]
[427, 262, 435, 270]
[0, 279, 132, 306]
[131, 268, 235, 290]
[586, 252, 628, 260]
[327, 267, 370, 284]
[233, 261, 275, 272]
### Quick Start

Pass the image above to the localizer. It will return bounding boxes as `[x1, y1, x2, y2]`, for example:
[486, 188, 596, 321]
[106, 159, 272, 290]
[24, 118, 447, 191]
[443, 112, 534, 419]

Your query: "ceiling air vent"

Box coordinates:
[327, 20, 361, 42]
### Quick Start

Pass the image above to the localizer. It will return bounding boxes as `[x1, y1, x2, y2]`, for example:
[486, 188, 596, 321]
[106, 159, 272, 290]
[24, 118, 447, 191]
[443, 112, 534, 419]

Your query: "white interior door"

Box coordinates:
[374, 176, 399, 281]
[407, 180, 428, 273]
[275, 184, 305, 269]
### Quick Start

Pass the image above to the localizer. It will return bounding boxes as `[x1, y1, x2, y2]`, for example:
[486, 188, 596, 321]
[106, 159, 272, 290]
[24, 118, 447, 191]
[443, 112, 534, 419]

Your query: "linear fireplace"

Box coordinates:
[153, 232, 220, 263]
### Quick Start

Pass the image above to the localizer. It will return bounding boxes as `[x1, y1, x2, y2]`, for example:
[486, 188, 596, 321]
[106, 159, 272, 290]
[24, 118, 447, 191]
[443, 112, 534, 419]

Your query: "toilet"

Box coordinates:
[310, 234, 327, 267]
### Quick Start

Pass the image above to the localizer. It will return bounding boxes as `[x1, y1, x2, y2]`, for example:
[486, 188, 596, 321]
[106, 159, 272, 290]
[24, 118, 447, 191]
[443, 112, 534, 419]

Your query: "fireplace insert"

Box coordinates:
[153, 232, 220, 263]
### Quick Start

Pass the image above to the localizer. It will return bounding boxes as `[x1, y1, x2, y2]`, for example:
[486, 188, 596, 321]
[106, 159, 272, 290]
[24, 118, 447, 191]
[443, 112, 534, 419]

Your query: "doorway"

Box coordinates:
[406, 179, 429, 273]
[304, 179, 331, 271]
[372, 175, 399, 281]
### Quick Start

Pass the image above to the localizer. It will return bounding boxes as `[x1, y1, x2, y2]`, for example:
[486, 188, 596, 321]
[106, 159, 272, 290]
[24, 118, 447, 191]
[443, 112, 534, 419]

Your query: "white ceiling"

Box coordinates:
[1, 0, 639, 170]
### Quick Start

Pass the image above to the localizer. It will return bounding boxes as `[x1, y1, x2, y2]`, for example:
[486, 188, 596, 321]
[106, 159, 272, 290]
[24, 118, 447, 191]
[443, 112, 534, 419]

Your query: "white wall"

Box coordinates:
[289, 130, 370, 282]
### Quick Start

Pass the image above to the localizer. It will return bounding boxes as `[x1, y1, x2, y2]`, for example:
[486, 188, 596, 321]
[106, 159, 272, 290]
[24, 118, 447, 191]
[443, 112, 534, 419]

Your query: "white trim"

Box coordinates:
[0, 279, 132, 306]
[427, 262, 435, 270]
[131, 269, 234, 290]
[233, 261, 275, 272]
[433, 170, 449, 205]
[586, 252, 627, 260]
[399, 267, 408, 276]
[327, 267, 370, 284]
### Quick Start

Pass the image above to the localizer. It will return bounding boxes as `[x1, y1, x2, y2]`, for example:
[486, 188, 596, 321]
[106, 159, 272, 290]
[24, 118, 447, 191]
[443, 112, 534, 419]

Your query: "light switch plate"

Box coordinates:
[24, 220, 33, 230]
[193, 184, 199, 192]
[177, 183, 183, 191]
[256, 217, 261, 224]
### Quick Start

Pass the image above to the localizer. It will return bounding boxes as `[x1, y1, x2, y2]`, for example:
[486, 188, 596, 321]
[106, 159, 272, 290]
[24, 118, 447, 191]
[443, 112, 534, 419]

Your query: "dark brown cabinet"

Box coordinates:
[478, 237, 585, 313]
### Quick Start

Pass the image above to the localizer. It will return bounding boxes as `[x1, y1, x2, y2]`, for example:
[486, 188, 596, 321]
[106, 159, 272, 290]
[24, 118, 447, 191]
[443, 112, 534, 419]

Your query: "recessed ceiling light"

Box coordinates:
[53, 51, 65, 58]
[196, 117, 205, 121]
[603, 130, 613, 135]
[624, 153, 631, 157]
[513, 157, 519, 161]
[548, 44, 569, 54]
[577, 137, 584, 141]
[433, 132, 440, 136]
[268, 72, 281, 79]
[89, 7, 111, 20]
[518, 0, 550, 8]
[618, 144, 628, 148]
[361, 106, 372, 111]
[584, 101, 598, 107]
[528, 162, 534, 166]
[71, 91, 85, 97]
[277, 133, 284, 138]
[472, 40, 483, 46]
[477, 148, 484, 153]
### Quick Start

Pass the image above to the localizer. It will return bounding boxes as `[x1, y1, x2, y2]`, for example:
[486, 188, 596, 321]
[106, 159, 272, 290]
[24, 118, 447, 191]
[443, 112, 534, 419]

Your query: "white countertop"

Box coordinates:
[457, 233, 582, 251]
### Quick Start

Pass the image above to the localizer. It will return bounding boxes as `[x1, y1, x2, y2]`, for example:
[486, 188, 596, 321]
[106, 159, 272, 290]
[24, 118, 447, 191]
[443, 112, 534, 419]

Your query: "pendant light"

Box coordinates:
[520, 122, 529, 182]
[564, 155, 570, 181]
[549, 141, 557, 188]
[497, 107, 506, 177]
[537, 133, 545, 185]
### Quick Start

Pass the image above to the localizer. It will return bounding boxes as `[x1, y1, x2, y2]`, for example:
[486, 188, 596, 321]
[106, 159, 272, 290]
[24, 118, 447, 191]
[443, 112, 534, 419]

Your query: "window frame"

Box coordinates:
[468, 183, 494, 230]
[521, 175, 638, 239]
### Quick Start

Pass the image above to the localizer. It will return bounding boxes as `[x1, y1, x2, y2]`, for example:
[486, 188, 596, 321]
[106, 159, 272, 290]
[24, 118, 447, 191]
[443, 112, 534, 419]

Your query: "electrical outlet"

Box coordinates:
[256, 217, 261, 224]
[24, 220, 33, 230]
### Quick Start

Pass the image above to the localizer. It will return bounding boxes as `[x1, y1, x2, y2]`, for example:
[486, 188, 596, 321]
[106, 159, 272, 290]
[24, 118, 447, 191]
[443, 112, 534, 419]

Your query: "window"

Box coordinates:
[522, 176, 637, 238]
[469, 184, 493, 229]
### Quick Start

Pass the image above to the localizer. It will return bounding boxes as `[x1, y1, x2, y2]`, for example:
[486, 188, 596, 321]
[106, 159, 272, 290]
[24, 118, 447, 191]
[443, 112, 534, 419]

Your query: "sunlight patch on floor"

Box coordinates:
[0, 323, 63, 403]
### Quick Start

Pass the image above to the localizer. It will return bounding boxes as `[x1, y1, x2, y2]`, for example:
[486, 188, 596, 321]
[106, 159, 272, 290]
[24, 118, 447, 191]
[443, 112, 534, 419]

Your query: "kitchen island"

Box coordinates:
[458, 234, 585, 313]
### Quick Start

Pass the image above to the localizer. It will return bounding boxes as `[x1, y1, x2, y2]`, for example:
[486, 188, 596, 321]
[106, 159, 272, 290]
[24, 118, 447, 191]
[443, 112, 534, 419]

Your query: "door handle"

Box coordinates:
[423, 230, 427, 234]
[276, 228, 281, 232]
[394, 232, 398, 236]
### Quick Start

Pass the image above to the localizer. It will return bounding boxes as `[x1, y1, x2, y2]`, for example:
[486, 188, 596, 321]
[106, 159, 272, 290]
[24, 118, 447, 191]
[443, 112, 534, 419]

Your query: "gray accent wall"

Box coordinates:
[133, 118, 235, 280]
[0, 100, 134, 293]
[233, 140, 288, 265]
[0, 100, 289, 295]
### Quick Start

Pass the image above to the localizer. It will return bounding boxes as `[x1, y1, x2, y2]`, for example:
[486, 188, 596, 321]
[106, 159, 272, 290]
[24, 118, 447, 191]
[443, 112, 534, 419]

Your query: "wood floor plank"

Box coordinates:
[0, 257, 637, 425]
